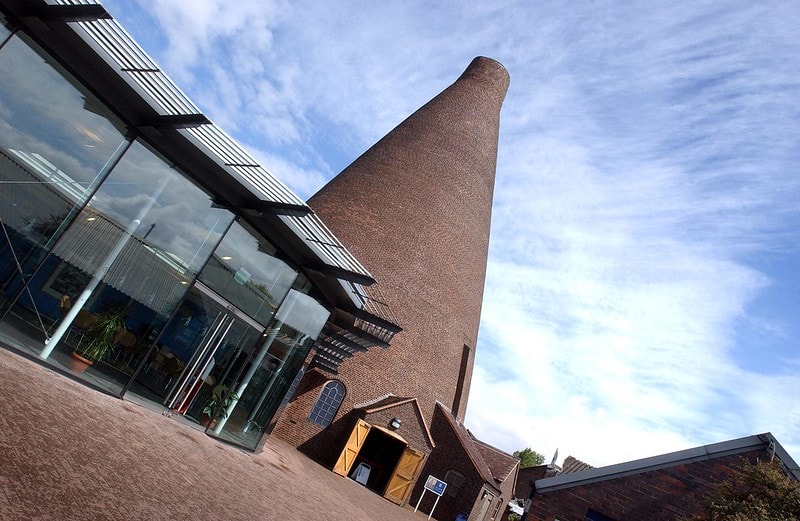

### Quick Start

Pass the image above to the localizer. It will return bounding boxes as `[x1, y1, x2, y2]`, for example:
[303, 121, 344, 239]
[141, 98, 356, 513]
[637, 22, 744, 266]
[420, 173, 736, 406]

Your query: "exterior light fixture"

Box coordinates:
[390, 418, 401, 429]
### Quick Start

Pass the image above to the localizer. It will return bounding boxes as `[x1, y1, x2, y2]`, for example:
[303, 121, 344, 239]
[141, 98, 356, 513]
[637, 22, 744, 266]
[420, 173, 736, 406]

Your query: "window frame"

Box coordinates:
[444, 469, 465, 498]
[308, 380, 345, 427]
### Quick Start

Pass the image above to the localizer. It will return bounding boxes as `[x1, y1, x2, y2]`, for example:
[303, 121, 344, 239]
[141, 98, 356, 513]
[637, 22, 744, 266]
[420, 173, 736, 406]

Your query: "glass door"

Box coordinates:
[130, 282, 265, 425]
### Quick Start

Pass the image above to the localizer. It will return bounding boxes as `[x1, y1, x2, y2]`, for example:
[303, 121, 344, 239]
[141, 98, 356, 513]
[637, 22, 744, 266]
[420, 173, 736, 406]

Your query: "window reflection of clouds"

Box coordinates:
[216, 221, 297, 300]
[0, 35, 126, 185]
[90, 140, 233, 273]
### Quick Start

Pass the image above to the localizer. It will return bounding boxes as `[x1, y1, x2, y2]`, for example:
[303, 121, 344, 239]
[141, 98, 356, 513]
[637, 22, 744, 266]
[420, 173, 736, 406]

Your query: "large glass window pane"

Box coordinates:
[87, 140, 234, 281]
[209, 289, 330, 450]
[129, 284, 266, 414]
[6, 139, 234, 396]
[199, 220, 297, 326]
[0, 33, 128, 320]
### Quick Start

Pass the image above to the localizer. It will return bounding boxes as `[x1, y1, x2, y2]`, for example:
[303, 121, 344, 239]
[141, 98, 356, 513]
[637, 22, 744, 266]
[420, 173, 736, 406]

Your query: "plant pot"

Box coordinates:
[199, 415, 218, 429]
[68, 351, 93, 373]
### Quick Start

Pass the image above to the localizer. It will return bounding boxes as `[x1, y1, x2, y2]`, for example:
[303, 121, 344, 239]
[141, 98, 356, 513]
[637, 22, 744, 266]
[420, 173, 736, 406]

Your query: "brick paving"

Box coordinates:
[0, 348, 426, 521]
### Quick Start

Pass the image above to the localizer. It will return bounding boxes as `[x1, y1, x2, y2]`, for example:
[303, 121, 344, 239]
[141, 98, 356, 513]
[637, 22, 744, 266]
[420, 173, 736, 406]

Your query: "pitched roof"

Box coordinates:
[359, 395, 418, 413]
[560, 455, 593, 475]
[535, 432, 800, 493]
[434, 402, 520, 492]
[474, 438, 520, 483]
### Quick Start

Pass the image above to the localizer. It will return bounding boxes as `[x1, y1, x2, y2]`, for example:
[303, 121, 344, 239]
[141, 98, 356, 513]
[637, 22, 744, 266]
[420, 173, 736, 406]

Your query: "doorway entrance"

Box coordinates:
[131, 281, 265, 425]
[333, 419, 426, 505]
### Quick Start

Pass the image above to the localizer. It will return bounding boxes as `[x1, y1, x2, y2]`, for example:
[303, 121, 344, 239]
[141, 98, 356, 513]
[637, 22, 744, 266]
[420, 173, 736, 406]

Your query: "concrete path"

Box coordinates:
[0, 348, 426, 520]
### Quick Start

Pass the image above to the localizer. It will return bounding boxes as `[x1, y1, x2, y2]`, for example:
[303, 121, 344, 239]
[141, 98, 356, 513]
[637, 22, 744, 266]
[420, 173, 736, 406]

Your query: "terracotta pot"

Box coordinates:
[68, 351, 93, 373]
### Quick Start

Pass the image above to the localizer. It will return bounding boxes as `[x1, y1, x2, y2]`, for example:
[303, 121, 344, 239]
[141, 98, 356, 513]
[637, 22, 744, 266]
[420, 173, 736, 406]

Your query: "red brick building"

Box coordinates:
[0, 3, 512, 504]
[411, 403, 520, 521]
[271, 56, 510, 507]
[521, 433, 800, 521]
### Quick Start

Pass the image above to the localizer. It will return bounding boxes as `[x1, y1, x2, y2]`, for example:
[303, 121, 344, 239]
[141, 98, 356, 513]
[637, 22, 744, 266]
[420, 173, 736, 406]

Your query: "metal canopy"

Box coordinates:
[308, 281, 403, 374]
[3, 0, 403, 373]
[283, 213, 375, 285]
[21, 3, 109, 22]
[6, 0, 377, 292]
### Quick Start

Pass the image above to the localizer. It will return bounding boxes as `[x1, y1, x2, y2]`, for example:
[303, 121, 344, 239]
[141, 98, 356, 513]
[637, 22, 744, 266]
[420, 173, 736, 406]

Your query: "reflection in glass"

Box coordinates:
[1, 16, 11, 43]
[0, 33, 128, 323]
[131, 283, 264, 420]
[199, 220, 297, 327]
[210, 290, 330, 450]
[7, 138, 233, 395]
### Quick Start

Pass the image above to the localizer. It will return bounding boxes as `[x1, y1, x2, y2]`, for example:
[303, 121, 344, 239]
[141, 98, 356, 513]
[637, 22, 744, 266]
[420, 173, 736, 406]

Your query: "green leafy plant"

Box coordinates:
[79, 308, 127, 363]
[202, 384, 239, 420]
[687, 459, 800, 521]
[513, 447, 545, 468]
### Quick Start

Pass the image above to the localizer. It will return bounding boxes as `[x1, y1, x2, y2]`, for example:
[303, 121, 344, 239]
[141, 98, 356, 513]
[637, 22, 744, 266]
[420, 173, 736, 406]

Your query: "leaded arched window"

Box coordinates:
[308, 380, 345, 427]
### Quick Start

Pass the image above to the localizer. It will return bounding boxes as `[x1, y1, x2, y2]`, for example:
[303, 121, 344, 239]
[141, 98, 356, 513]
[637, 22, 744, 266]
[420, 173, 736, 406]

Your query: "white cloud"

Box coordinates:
[106, 0, 800, 467]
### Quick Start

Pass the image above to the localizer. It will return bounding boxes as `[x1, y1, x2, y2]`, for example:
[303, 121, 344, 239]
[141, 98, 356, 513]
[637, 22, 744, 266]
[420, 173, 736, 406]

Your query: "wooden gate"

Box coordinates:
[333, 419, 371, 477]
[383, 447, 425, 504]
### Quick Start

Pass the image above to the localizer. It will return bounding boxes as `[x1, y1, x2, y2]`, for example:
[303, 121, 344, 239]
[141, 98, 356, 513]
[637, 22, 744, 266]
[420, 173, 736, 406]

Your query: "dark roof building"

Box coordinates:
[411, 403, 520, 521]
[522, 433, 800, 521]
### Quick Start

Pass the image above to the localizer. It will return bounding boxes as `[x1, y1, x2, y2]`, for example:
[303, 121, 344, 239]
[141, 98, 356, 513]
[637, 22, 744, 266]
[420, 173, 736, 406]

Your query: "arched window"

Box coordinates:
[309, 380, 345, 427]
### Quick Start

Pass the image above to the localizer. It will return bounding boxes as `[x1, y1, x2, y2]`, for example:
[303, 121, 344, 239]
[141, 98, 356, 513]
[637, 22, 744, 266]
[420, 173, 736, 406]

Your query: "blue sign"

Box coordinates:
[424, 475, 447, 496]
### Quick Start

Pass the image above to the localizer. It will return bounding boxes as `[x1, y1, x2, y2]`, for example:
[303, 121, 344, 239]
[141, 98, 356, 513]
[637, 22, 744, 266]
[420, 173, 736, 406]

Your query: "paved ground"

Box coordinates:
[0, 348, 426, 521]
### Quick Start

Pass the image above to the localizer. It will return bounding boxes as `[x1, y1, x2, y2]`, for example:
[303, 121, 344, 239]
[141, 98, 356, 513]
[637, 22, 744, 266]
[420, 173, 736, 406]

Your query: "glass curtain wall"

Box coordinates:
[29, 140, 235, 395]
[0, 16, 337, 452]
[131, 219, 300, 423]
[0, 32, 128, 344]
[198, 220, 298, 325]
[208, 288, 330, 450]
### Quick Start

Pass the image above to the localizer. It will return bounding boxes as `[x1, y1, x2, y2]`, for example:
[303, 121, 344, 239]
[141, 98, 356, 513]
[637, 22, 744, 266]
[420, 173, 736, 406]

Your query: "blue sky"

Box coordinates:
[104, 0, 800, 467]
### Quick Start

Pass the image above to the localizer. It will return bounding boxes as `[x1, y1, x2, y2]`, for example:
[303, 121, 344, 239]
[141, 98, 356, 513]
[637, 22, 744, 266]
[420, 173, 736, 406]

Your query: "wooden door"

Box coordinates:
[333, 419, 371, 477]
[383, 447, 425, 505]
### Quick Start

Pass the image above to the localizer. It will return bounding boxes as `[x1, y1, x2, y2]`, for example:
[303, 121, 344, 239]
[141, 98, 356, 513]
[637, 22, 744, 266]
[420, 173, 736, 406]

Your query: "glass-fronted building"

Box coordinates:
[0, 0, 398, 451]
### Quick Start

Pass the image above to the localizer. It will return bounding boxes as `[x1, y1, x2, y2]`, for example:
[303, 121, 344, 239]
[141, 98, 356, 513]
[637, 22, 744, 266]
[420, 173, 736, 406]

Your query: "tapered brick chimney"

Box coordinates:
[309, 57, 509, 423]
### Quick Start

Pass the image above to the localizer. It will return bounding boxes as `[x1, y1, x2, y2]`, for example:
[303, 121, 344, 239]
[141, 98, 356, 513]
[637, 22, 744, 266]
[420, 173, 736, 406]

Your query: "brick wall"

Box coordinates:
[412, 406, 490, 520]
[363, 402, 434, 454]
[272, 56, 509, 453]
[525, 449, 769, 521]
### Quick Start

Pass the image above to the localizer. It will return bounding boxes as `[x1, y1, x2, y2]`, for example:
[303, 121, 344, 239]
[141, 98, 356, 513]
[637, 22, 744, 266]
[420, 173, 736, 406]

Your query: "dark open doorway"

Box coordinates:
[348, 428, 406, 494]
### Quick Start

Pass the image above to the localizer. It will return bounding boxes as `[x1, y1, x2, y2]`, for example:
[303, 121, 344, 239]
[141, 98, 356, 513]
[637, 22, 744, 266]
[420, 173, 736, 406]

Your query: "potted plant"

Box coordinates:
[200, 384, 239, 428]
[69, 308, 127, 373]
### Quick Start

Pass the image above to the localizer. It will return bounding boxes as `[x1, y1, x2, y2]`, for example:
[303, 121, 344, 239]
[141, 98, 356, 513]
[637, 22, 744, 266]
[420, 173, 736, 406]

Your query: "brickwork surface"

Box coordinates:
[0, 348, 429, 521]
[525, 449, 769, 521]
[412, 405, 516, 521]
[274, 56, 510, 455]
